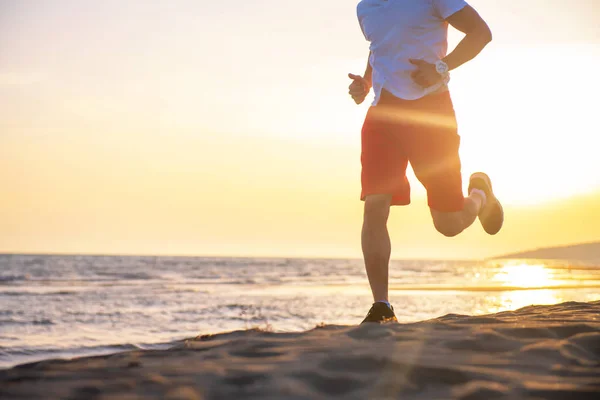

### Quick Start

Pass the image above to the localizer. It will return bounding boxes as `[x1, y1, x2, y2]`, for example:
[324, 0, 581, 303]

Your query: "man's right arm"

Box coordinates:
[348, 52, 372, 104]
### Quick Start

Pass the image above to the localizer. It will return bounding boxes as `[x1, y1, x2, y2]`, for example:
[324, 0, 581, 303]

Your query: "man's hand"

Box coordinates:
[348, 73, 371, 104]
[409, 59, 443, 88]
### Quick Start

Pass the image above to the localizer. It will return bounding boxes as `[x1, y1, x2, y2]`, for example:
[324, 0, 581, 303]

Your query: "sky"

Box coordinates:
[1, 0, 600, 259]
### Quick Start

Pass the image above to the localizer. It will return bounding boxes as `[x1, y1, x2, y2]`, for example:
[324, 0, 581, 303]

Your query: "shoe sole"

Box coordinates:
[469, 172, 504, 235]
[470, 172, 492, 191]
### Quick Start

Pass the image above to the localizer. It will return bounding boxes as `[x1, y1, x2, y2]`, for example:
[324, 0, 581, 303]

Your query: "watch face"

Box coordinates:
[436, 61, 449, 75]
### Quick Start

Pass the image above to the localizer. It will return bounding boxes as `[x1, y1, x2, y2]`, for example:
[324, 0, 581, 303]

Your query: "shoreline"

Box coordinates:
[2, 301, 600, 399]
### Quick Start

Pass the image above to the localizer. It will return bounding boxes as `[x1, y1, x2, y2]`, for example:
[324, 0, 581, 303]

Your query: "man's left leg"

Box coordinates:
[429, 172, 504, 237]
[405, 93, 503, 237]
[430, 189, 484, 237]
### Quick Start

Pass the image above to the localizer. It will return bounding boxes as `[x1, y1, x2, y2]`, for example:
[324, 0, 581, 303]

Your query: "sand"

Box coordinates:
[1, 301, 599, 400]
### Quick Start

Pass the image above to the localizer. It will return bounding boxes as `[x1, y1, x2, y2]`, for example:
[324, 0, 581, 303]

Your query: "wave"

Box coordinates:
[0, 318, 55, 326]
[0, 341, 180, 370]
[0, 274, 30, 283]
[0, 290, 78, 297]
[388, 283, 600, 292]
[93, 272, 157, 280]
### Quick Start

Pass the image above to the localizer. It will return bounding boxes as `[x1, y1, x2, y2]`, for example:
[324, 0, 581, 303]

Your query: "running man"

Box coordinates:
[350, 0, 503, 323]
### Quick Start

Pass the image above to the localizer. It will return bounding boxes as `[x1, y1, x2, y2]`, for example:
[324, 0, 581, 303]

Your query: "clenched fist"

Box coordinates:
[348, 73, 371, 105]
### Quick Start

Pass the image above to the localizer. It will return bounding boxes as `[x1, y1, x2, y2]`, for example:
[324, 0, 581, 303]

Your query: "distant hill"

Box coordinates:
[494, 242, 600, 261]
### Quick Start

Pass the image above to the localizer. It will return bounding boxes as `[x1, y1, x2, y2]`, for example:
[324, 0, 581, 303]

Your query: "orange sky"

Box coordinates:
[2, 0, 600, 259]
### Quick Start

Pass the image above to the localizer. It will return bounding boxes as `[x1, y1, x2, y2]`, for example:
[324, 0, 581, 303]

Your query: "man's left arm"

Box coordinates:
[410, 5, 492, 88]
[442, 5, 492, 71]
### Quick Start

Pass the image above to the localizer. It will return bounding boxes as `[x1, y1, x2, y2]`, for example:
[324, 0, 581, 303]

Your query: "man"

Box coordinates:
[350, 0, 502, 323]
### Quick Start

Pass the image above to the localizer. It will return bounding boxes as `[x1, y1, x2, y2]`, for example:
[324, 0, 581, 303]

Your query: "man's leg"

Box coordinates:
[430, 190, 485, 237]
[430, 173, 503, 237]
[362, 194, 393, 302]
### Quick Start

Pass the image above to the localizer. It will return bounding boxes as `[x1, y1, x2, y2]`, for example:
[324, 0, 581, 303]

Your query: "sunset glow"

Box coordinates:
[2, 0, 600, 259]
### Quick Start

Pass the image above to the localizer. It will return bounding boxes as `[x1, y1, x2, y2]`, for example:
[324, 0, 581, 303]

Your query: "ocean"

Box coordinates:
[1, 254, 599, 369]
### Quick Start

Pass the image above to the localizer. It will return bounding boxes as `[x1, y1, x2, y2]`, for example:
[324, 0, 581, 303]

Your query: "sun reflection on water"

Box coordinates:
[484, 289, 562, 314]
[484, 262, 561, 313]
[492, 263, 552, 288]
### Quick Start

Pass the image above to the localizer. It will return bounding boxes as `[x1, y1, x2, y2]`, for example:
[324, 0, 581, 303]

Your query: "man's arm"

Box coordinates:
[410, 5, 491, 88]
[442, 5, 492, 71]
[348, 52, 372, 104]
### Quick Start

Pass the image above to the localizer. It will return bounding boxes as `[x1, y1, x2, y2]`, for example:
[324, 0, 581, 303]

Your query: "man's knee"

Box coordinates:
[432, 212, 464, 237]
[364, 194, 392, 223]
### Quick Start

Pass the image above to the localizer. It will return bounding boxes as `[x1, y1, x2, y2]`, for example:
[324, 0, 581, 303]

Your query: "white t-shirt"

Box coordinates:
[357, 0, 468, 104]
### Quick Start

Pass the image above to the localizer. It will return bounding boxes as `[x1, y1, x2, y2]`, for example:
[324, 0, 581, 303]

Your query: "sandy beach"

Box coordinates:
[1, 300, 599, 399]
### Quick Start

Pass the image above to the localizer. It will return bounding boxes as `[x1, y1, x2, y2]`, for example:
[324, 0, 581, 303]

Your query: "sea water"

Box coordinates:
[1, 254, 599, 369]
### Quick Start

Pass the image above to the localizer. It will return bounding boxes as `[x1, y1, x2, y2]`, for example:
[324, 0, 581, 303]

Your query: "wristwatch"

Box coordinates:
[435, 60, 449, 76]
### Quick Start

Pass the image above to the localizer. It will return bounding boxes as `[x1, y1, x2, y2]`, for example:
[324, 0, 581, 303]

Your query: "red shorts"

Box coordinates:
[361, 89, 464, 212]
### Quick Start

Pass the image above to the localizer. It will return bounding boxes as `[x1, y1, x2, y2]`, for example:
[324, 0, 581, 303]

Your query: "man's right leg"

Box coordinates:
[361, 194, 398, 324]
[362, 194, 393, 303]
[359, 93, 408, 323]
